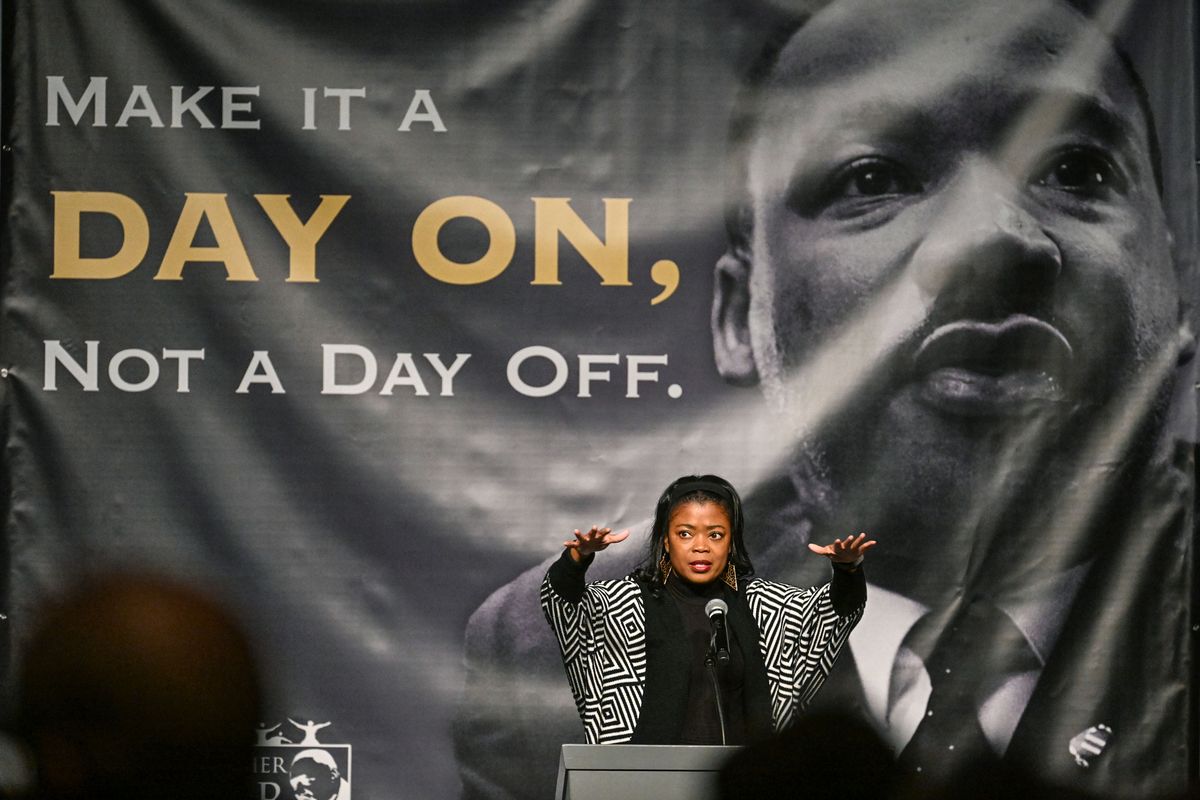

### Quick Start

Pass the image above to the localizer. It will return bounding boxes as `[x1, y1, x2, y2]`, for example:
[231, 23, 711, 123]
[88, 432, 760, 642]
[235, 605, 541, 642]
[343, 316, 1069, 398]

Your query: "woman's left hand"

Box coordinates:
[807, 532, 876, 564]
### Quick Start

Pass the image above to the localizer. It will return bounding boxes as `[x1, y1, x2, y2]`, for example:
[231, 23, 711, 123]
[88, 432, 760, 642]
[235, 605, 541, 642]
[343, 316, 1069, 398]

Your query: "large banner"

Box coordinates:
[2, 0, 1197, 797]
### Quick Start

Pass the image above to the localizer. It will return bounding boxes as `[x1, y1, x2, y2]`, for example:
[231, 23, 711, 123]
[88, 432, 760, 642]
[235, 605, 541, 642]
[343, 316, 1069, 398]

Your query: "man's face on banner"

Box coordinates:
[715, 0, 1184, 594]
[290, 757, 339, 800]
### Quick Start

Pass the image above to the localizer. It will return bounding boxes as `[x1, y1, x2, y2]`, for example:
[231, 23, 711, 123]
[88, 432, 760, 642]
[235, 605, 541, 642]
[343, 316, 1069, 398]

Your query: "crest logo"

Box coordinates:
[254, 718, 352, 800]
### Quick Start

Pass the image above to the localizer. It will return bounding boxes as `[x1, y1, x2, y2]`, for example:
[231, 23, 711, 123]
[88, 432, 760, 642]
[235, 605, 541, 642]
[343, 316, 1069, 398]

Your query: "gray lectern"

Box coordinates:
[554, 744, 740, 800]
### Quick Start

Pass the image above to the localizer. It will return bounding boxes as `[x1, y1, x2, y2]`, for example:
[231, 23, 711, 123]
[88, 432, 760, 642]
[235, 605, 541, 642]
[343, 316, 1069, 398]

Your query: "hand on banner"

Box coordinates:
[564, 526, 630, 562]
[807, 532, 876, 565]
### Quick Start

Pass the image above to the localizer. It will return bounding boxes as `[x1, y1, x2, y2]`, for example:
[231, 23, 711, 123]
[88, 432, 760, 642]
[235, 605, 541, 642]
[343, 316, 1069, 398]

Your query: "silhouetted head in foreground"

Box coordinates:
[718, 710, 897, 800]
[15, 575, 262, 800]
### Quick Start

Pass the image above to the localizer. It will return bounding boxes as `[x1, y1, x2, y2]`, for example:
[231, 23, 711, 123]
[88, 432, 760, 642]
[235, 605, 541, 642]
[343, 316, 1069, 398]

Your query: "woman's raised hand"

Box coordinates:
[564, 525, 630, 562]
[807, 531, 876, 564]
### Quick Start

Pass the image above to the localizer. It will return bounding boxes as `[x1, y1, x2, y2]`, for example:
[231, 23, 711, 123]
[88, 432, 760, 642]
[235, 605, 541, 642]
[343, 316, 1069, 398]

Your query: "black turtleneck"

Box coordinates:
[664, 572, 746, 744]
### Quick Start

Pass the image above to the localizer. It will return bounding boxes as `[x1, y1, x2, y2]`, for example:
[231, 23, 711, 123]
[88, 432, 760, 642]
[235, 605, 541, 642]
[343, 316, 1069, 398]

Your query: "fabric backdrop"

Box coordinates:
[2, 1, 1196, 797]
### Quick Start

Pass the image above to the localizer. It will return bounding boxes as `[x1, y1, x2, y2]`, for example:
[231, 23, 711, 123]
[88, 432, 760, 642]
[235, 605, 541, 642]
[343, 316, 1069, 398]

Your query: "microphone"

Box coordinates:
[705, 598, 730, 666]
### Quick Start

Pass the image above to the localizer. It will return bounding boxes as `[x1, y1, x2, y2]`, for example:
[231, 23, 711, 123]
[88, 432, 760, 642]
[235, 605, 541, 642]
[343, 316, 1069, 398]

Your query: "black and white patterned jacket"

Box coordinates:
[540, 564, 863, 744]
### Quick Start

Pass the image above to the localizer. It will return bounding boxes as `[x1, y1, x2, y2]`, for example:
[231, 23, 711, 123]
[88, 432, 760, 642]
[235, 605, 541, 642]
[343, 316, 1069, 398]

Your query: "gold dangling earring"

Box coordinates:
[723, 562, 738, 591]
[658, 551, 672, 584]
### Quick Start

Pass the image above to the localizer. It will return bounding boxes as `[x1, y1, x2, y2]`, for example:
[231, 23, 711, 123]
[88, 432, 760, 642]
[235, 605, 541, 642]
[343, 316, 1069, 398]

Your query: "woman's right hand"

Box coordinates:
[564, 525, 630, 562]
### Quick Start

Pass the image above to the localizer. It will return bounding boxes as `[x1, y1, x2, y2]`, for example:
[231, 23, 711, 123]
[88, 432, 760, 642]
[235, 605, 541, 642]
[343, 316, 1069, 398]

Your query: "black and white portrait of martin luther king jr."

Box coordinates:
[707, 0, 1194, 787]
[456, 0, 1196, 796]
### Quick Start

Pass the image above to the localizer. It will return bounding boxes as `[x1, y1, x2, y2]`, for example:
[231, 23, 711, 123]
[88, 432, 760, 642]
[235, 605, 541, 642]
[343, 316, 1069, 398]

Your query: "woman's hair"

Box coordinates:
[633, 474, 756, 587]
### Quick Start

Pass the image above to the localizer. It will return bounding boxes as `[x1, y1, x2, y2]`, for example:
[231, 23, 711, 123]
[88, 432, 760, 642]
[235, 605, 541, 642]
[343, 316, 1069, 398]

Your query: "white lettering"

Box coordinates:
[302, 87, 318, 130]
[161, 348, 205, 392]
[626, 354, 668, 398]
[322, 344, 376, 395]
[43, 339, 99, 391]
[578, 354, 619, 398]
[325, 87, 366, 131]
[398, 89, 446, 132]
[222, 86, 260, 130]
[236, 351, 285, 393]
[507, 345, 568, 397]
[46, 76, 107, 127]
[170, 86, 215, 128]
[115, 85, 164, 128]
[108, 349, 160, 391]
[379, 354, 429, 396]
[423, 353, 470, 396]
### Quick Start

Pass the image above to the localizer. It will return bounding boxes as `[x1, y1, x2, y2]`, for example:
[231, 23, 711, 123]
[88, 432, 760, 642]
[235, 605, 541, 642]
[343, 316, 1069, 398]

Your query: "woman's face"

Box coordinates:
[664, 500, 733, 585]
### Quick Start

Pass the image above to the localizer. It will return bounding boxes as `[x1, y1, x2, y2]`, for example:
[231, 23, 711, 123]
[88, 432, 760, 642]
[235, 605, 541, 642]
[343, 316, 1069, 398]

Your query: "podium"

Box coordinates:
[554, 744, 739, 800]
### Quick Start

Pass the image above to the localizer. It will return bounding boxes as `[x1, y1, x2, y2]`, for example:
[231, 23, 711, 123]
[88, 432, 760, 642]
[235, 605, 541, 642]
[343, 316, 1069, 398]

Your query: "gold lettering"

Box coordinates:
[532, 198, 631, 287]
[411, 196, 515, 285]
[255, 194, 350, 282]
[155, 193, 257, 281]
[51, 191, 149, 279]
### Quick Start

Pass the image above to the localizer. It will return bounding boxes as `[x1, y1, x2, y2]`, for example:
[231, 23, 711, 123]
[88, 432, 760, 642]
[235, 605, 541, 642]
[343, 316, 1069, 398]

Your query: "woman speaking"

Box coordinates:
[541, 474, 872, 746]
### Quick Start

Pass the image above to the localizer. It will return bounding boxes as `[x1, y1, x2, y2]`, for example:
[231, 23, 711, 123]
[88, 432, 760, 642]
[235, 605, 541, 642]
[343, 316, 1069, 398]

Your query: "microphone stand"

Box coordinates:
[705, 643, 728, 746]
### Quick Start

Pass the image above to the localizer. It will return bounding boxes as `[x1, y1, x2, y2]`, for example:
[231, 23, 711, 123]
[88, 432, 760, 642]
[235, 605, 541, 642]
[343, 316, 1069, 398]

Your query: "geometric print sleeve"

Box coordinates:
[746, 577, 864, 731]
[540, 561, 647, 744]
